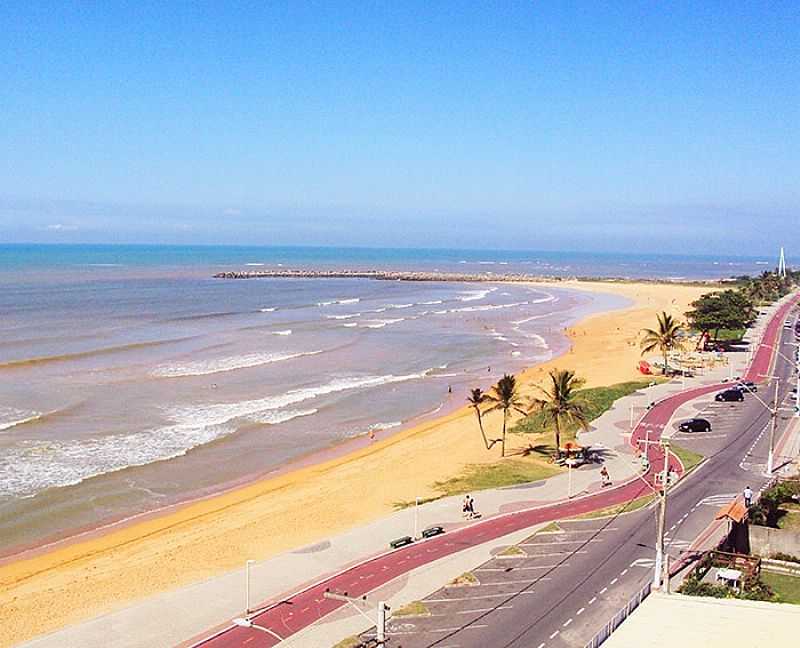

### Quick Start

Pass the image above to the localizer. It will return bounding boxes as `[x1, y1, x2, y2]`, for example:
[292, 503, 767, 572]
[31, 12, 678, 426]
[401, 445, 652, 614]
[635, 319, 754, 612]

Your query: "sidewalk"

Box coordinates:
[21, 302, 786, 648]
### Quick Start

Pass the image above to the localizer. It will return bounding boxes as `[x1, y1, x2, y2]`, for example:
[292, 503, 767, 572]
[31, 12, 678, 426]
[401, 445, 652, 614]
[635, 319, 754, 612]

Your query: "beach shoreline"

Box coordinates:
[0, 279, 709, 647]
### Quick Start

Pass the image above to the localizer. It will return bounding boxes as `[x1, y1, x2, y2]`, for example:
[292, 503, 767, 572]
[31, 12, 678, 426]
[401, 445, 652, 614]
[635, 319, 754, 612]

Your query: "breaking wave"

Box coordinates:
[151, 350, 321, 377]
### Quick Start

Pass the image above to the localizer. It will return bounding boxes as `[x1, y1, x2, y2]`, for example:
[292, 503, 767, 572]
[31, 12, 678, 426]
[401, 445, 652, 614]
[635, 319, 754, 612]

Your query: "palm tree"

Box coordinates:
[485, 374, 529, 457]
[640, 311, 683, 375]
[529, 369, 590, 458]
[467, 387, 496, 450]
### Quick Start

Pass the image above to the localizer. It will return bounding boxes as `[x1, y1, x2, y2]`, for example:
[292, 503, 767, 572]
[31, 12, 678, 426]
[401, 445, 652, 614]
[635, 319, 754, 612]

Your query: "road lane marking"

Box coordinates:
[458, 606, 513, 614]
[564, 618, 573, 627]
[550, 630, 559, 639]
[610, 578, 618, 585]
[588, 597, 597, 604]
[620, 569, 628, 576]
[476, 565, 562, 572]
[431, 625, 488, 633]
[599, 587, 608, 594]
[577, 607, 585, 615]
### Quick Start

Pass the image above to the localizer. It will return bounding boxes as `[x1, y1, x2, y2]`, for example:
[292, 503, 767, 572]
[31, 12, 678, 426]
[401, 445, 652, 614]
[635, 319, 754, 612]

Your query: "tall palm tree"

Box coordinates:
[529, 369, 590, 458]
[485, 374, 528, 457]
[640, 311, 683, 375]
[467, 387, 495, 450]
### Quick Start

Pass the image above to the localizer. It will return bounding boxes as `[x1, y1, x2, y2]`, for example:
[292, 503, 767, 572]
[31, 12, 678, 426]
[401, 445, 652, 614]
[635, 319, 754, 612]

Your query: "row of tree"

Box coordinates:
[686, 269, 798, 344]
[468, 370, 589, 458]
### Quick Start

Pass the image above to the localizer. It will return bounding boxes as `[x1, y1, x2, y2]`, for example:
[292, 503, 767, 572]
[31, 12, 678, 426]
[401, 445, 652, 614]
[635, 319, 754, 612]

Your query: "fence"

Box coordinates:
[582, 581, 651, 648]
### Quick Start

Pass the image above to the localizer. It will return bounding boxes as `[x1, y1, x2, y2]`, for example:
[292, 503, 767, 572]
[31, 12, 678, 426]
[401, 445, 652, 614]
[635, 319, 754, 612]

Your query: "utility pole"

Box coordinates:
[654, 440, 671, 591]
[778, 247, 787, 279]
[767, 380, 779, 474]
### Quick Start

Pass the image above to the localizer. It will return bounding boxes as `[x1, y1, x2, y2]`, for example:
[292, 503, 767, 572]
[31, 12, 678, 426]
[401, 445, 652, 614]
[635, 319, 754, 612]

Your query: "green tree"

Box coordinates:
[640, 311, 684, 374]
[528, 369, 590, 458]
[467, 387, 497, 450]
[685, 290, 755, 342]
[485, 374, 528, 457]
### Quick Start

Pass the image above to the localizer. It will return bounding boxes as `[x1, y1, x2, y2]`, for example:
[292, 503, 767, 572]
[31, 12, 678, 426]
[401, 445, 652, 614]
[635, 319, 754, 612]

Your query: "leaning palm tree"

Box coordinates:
[467, 387, 496, 450]
[529, 369, 590, 458]
[485, 374, 529, 457]
[640, 311, 683, 375]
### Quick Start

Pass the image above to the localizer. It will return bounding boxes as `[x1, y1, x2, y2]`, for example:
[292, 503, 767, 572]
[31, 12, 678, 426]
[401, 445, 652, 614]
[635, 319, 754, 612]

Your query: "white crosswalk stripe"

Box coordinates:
[697, 494, 737, 507]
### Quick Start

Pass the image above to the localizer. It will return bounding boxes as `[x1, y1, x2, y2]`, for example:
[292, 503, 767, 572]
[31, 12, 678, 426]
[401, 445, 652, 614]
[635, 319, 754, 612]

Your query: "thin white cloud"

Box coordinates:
[40, 223, 79, 232]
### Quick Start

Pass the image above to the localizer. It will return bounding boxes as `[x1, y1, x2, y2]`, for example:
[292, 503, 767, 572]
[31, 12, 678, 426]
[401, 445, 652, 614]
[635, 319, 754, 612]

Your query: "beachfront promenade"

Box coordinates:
[20, 298, 793, 648]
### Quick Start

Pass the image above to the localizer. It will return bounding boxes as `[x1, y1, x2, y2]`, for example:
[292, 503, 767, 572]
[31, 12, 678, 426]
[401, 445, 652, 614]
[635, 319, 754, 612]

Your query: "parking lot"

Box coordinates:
[362, 516, 654, 648]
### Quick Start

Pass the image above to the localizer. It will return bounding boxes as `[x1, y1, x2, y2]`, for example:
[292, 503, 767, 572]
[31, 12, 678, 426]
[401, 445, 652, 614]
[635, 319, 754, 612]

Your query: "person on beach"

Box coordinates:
[600, 466, 611, 487]
[368, 429, 376, 441]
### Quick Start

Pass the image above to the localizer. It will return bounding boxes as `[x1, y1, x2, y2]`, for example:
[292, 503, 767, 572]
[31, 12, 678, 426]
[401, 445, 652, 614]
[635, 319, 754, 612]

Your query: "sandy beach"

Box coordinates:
[0, 280, 708, 647]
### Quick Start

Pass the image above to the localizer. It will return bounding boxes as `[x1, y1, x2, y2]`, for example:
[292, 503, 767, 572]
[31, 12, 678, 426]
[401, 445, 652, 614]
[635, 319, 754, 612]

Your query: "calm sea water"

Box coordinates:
[0, 244, 764, 553]
[0, 244, 778, 281]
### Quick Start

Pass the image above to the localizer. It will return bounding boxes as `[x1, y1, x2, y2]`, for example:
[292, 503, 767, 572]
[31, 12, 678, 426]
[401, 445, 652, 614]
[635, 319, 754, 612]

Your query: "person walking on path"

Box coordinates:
[600, 466, 612, 487]
[743, 486, 753, 508]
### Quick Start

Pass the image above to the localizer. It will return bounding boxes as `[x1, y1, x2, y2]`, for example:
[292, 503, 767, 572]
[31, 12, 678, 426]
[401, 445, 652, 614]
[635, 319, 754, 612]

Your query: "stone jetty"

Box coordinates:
[213, 269, 564, 283]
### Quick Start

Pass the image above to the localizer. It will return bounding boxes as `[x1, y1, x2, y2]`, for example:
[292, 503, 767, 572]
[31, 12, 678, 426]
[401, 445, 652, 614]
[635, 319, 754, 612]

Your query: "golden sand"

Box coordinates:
[0, 281, 707, 646]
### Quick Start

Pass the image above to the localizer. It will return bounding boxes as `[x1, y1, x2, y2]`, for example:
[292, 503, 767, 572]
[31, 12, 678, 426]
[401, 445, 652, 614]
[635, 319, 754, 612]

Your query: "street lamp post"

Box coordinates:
[767, 380, 779, 475]
[414, 496, 420, 539]
[232, 617, 284, 642]
[245, 559, 255, 614]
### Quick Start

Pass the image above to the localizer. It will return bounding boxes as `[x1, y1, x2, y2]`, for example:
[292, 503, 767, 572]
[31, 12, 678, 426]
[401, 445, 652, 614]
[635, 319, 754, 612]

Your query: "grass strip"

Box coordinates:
[449, 571, 479, 586]
[570, 493, 655, 520]
[762, 572, 800, 604]
[670, 443, 704, 474]
[512, 380, 654, 441]
[393, 600, 431, 617]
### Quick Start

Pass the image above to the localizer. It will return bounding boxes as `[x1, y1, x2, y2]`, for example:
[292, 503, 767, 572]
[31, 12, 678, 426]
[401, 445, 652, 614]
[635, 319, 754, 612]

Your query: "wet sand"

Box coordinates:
[0, 280, 708, 647]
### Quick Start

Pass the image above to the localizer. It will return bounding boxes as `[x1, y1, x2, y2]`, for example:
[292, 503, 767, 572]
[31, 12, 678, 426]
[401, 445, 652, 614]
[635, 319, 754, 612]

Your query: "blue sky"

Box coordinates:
[1, 2, 798, 254]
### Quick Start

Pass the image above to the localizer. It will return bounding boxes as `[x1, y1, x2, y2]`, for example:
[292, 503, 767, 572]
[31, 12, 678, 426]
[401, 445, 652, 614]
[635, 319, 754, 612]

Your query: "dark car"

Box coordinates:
[716, 389, 744, 402]
[679, 418, 712, 433]
[736, 381, 757, 393]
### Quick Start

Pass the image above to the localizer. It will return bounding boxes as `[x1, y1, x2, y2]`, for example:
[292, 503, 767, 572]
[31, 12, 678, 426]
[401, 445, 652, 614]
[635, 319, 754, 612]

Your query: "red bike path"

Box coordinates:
[195, 297, 797, 647]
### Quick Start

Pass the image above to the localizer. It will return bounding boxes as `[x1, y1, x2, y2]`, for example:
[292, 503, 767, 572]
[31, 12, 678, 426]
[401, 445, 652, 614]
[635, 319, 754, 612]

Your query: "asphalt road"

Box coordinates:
[194, 296, 798, 648]
[373, 299, 800, 648]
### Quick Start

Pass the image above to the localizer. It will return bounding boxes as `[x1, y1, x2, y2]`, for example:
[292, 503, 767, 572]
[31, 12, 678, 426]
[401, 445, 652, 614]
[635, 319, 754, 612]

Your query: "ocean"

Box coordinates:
[0, 245, 770, 553]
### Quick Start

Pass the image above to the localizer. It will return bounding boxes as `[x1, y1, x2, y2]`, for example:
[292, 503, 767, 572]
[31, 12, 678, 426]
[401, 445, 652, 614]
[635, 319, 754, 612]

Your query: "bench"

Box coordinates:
[389, 536, 414, 549]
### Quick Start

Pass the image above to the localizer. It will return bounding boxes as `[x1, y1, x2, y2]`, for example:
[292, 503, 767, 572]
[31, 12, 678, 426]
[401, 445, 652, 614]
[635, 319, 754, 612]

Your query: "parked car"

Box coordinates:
[716, 389, 744, 402]
[736, 381, 757, 393]
[679, 418, 712, 433]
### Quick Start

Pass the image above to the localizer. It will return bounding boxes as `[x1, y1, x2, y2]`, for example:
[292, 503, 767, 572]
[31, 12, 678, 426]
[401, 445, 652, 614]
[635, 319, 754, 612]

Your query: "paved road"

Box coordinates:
[195, 296, 798, 648]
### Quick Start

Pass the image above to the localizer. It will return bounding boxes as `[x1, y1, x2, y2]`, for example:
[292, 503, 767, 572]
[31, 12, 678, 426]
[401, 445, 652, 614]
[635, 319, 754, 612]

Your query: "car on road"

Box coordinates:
[716, 389, 745, 402]
[678, 418, 712, 433]
[736, 381, 757, 393]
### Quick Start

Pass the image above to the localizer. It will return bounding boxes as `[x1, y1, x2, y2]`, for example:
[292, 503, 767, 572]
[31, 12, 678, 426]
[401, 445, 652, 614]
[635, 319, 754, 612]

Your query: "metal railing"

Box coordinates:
[583, 581, 652, 648]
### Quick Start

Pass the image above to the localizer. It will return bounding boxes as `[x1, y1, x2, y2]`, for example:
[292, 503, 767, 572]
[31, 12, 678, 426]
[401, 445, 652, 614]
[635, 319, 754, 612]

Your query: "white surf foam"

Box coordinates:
[389, 303, 413, 309]
[246, 408, 318, 425]
[457, 287, 497, 302]
[360, 318, 404, 329]
[450, 301, 527, 313]
[259, 307, 277, 312]
[271, 330, 293, 336]
[342, 322, 358, 328]
[0, 407, 43, 432]
[326, 313, 361, 320]
[318, 298, 360, 306]
[151, 350, 321, 377]
[418, 300, 443, 305]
